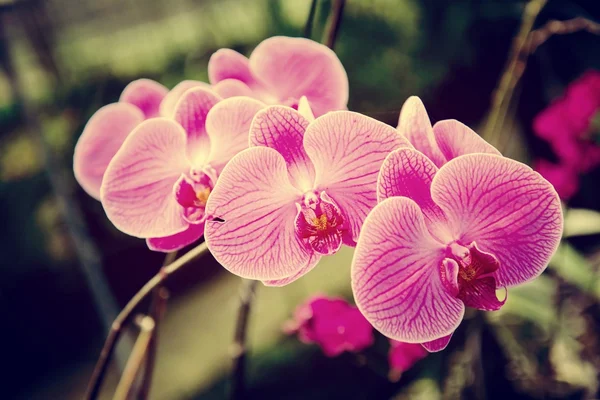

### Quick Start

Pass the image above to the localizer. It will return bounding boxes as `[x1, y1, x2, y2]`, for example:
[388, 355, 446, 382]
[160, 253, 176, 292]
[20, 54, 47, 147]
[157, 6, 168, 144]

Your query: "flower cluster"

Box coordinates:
[533, 70, 600, 200]
[74, 36, 563, 352]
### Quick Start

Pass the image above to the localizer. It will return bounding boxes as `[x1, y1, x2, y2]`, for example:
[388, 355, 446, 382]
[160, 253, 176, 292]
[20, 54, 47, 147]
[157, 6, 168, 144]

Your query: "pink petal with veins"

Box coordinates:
[173, 87, 222, 166]
[351, 197, 464, 342]
[74, 103, 144, 200]
[204, 147, 310, 281]
[433, 119, 501, 160]
[101, 119, 190, 238]
[431, 154, 563, 287]
[250, 106, 315, 191]
[304, 111, 411, 244]
[397, 96, 446, 167]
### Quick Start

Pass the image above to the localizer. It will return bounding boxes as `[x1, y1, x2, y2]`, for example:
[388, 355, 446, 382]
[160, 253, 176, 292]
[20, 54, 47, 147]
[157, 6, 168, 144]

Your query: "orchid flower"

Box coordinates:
[352, 146, 563, 351]
[74, 79, 211, 200]
[204, 104, 411, 285]
[208, 36, 348, 117]
[284, 295, 374, 357]
[100, 87, 264, 252]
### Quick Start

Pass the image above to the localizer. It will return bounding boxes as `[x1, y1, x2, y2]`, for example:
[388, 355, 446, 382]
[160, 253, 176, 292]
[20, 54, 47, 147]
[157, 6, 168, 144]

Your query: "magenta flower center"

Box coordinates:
[440, 242, 506, 311]
[294, 191, 346, 256]
[174, 166, 217, 224]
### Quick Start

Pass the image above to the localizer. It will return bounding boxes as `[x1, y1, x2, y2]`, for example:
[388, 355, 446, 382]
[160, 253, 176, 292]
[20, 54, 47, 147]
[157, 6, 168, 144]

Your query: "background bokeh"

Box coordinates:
[1, 0, 600, 399]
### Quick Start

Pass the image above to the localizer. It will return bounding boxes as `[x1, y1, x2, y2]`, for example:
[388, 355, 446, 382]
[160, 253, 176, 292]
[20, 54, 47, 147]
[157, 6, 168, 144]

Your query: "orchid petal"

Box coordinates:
[160, 80, 212, 117]
[249, 36, 348, 117]
[421, 333, 453, 352]
[397, 96, 446, 167]
[262, 254, 321, 286]
[101, 119, 190, 238]
[119, 78, 168, 118]
[433, 120, 501, 160]
[74, 103, 144, 200]
[205, 96, 265, 172]
[431, 154, 563, 287]
[377, 148, 451, 242]
[212, 79, 255, 99]
[205, 147, 311, 281]
[250, 106, 315, 191]
[305, 111, 411, 243]
[208, 48, 254, 85]
[352, 197, 464, 343]
[173, 87, 222, 167]
[146, 224, 204, 252]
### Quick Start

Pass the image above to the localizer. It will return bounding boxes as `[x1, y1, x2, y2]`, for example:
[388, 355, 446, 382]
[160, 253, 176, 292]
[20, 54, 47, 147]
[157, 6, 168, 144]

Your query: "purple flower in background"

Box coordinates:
[100, 88, 264, 252]
[204, 105, 411, 285]
[533, 70, 600, 199]
[284, 295, 374, 357]
[388, 340, 428, 381]
[208, 36, 349, 117]
[352, 147, 563, 351]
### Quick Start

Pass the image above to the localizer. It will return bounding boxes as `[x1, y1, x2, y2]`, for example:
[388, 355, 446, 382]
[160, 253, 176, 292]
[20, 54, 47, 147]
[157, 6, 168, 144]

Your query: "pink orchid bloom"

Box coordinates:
[204, 105, 411, 285]
[74, 79, 211, 199]
[352, 148, 563, 351]
[284, 295, 374, 357]
[100, 87, 264, 252]
[208, 36, 348, 117]
[387, 340, 428, 381]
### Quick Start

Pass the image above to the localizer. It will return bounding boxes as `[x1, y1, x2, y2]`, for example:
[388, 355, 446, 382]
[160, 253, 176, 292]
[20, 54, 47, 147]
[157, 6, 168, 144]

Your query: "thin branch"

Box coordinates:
[304, 0, 319, 39]
[113, 316, 156, 400]
[230, 279, 258, 400]
[85, 242, 210, 400]
[137, 251, 176, 399]
[323, 0, 345, 50]
[484, 0, 547, 147]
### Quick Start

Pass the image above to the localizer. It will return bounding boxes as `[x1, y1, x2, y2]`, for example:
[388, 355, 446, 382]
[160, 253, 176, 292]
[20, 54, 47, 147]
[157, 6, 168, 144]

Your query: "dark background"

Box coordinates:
[1, 0, 599, 398]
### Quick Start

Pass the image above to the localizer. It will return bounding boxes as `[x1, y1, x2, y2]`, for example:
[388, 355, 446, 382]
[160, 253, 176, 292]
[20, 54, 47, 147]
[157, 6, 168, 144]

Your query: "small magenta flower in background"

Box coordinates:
[100, 88, 264, 252]
[204, 104, 411, 285]
[208, 36, 348, 117]
[533, 70, 600, 200]
[352, 98, 563, 352]
[387, 340, 428, 382]
[284, 295, 374, 357]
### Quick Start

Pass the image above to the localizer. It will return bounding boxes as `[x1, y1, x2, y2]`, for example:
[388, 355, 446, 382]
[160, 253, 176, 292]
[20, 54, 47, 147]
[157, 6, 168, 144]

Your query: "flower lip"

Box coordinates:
[295, 191, 346, 256]
[174, 166, 218, 225]
[440, 241, 506, 311]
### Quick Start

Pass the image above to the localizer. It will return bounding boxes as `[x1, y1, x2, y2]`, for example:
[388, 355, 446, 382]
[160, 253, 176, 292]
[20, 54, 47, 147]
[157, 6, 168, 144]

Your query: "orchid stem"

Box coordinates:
[304, 0, 319, 39]
[113, 316, 155, 400]
[323, 0, 345, 50]
[85, 243, 209, 400]
[230, 279, 258, 400]
[137, 251, 176, 399]
[483, 0, 547, 149]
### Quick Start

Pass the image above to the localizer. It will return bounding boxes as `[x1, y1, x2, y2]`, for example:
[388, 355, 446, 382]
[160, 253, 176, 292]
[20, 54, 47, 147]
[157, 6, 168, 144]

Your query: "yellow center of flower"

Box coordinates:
[196, 187, 211, 206]
[311, 214, 329, 231]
